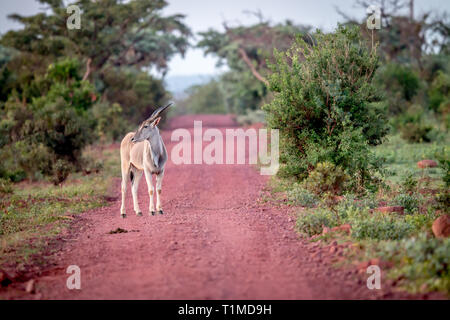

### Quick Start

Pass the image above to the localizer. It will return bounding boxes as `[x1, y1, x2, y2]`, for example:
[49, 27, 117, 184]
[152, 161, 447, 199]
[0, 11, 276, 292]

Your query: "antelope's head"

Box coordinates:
[131, 103, 172, 143]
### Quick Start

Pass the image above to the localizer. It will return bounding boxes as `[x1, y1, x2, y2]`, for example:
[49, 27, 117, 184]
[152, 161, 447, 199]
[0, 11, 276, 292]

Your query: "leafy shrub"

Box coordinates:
[296, 207, 340, 236]
[393, 193, 421, 214]
[400, 172, 418, 193]
[376, 233, 450, 293]
[237, 109, 266, 125]
[12, 141, 54, 180]
[263, 25, 388, 188]
[80, 155, 104, 175]
[333, 202, 414, 240]
[404, 211, 437, 232]
[92, 102, 128, 142]
[374, 63, 420, 115]
[296, 197, 434, 240]
[33, 98, 93, 163]
[303, 162, 349, 196]
[349, 210, 413, 240]
[435, 191, 450, 214]
[0, 178, 13, 195]
[51, 159, 73, 185]
[0, 58, 95, 181]
[435, 151, 450, 188]
[287, 184, 318, 208]
[428, 70, 450, 114]
[338, 193, 379, 210]
[102, 68, 168, 125]
[400, 122, 433, 143]
[181, 79, 227, 114]
[422, 54, 450, 83]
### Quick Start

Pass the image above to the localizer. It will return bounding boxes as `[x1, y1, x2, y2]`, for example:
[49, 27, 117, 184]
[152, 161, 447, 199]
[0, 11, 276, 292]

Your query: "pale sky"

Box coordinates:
[1, 0, 449, 76]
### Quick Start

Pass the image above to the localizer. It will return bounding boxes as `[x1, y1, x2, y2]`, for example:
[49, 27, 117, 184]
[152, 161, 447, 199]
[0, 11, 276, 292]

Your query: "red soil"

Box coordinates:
[1, 115, 435, 300]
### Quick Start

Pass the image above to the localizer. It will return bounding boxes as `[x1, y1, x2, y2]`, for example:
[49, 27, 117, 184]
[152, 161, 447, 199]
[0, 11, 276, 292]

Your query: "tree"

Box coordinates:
[0, 58, 96, 182]
[1, 0, 188, 135]
[1, 0, 191, 80]
[181, 80, 227, 114]
[0, 0, 192, 181]
[197, 18, 313, 114]
[263, 26, 388, 190]
[337, 0, 449, 71]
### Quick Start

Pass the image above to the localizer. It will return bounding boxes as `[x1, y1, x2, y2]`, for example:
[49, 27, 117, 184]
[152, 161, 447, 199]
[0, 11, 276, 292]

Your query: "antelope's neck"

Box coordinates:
[146, 135, 163, 156]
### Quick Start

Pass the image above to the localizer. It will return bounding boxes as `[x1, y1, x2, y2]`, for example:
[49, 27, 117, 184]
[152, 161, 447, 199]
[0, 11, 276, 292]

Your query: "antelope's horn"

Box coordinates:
[148, 102, 173, 121]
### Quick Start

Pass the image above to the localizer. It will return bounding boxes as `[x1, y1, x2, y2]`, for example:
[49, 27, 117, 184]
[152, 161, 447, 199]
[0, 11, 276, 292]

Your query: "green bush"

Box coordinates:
[338, 193, 379, 210]
[428, 70, 450, 114]
[296, 207, 340, 236]
[12, 141, 54, 180]
[393, 193, 421, 214]
[102, 68, 168, 125]
[303, 162, 349, 196]
[400, 122, 433, 143]
[181, 79, 227, 114]
[404, 211, 437, 232]
[338, 205, 414, 240]
[435, 151, 450, 188]
[400, 172, 418, 193]
[33, 98, 93, 163]
[92, 102, 128, 142]
[0, 178, 13, 195]
[435, 191, 450, 214]
[0, 58, 95, 181]
[376, 233, 450, 293]
[263, 25, 388, 188]
[350, 214, 413, 240]
[374, 63, 421, 115]
[287, 184, 318, 208]
[237, 109, 266, 125]
[51, 159, 74, 185]
[296, 200, 431, 240]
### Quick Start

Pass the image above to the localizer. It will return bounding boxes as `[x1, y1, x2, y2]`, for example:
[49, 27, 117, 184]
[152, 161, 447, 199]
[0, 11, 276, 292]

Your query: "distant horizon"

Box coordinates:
[1, 0, 449, 77]
[164, 74, 218, 95]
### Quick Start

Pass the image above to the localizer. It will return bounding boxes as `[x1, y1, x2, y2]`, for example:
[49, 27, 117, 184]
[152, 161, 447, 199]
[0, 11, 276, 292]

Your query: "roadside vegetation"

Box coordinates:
[0, 145, 120, 270]
[0, 0, 189, 270]
[258, 1, 449, 295]
[266, 130, 449, 294]
[1, 0, 449, 297]
[0, 0, 189, 185]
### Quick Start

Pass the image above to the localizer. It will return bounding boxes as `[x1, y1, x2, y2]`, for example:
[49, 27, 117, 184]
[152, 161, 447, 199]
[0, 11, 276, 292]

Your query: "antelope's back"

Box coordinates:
[120, 132, 135, 165]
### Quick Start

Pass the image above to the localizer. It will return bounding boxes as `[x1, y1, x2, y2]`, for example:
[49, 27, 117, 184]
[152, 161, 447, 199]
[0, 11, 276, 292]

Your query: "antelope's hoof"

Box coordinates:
[121, 213, 127, 219]
[158, 210, 164, 215]
[151, 211, 156, 216]
[136, 212, 142, 217]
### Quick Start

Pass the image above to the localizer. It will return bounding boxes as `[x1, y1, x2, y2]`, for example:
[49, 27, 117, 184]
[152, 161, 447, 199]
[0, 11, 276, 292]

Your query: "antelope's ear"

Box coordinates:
[151, 117, 161, 127]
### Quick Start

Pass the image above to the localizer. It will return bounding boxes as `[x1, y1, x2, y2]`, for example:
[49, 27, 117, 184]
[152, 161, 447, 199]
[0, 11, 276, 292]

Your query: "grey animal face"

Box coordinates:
[131, 117, 161, 143]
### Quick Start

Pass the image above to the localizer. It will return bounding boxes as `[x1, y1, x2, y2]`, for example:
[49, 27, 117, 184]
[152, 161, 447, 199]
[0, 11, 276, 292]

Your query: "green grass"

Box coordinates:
[365, 234, 450, 294]
[374, 134, 449, 185]
[270, 133, 450, 296]
[0, 144, 120, 269]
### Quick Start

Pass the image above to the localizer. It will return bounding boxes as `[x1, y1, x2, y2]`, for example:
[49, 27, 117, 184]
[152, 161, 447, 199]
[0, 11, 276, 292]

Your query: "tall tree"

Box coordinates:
[197, 18, 312, 114]
[1, 0, 191, 79]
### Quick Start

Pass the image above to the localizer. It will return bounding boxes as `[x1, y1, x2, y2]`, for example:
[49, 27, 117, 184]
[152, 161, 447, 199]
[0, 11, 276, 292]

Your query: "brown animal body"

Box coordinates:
[119, 104, 171, 218]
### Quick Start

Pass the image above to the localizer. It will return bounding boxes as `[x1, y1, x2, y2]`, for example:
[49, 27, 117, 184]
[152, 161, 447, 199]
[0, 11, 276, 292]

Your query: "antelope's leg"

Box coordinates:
[131, 168, 143, 215]
[156, 170, 164, 213]
[120, 166, 129, 217]
[144, 168, 155, 215]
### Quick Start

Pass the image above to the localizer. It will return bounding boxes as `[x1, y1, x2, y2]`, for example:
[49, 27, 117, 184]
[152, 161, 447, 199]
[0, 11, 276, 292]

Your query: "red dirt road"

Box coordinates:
[2, 115, 422, 299]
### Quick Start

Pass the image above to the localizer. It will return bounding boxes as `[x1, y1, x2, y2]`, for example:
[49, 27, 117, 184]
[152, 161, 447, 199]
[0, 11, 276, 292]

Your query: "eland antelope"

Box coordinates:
[119, 103, 172, 218]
